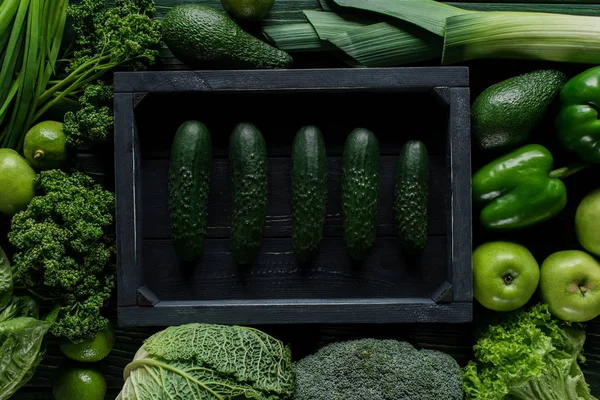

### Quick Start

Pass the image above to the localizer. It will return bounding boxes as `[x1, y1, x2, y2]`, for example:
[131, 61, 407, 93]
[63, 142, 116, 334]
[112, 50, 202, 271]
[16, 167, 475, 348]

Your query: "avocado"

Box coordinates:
[471, 69, 567, 151]
[162, 4, 293, 69]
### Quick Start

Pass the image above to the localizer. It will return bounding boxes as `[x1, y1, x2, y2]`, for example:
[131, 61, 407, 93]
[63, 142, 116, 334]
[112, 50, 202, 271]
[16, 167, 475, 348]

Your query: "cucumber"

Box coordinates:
[167, 120, 212, 263]
[291, 126, 328, 262]
[341, 128, 380, 260]
[393, 140, 429, 254]
[229, 123, 268, 264]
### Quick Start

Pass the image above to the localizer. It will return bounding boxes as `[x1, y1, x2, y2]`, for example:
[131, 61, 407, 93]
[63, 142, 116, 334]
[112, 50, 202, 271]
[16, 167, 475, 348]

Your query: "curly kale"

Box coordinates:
[293, 338, 464, 400]
[66, 0, 162, 74]
[8, 170, 116, 344]
[63, 81, 114, 147]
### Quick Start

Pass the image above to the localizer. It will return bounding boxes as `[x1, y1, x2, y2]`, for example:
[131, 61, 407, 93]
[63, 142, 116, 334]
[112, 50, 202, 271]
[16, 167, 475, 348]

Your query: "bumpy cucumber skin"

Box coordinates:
[167, 120, 212, 263]
[229, 123, 268, 264]
[291, 126, 328, 262]
[341, 128, 380, 260]
[393, 140, 429, 254]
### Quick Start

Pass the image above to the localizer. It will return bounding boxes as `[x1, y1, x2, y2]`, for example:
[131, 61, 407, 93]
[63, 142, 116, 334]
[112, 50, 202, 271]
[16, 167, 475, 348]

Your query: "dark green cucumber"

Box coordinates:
[341, 128, 380, 260]
[291, 125, 328, 262]
[393, 140, 429, 254]
[229, 123, 268, 264]
[167, 120, 212, 263]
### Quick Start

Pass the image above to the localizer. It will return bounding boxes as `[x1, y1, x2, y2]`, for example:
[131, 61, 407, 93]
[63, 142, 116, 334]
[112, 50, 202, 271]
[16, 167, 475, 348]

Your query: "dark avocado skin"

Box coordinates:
[291, 126, 328, 262]
[341, 128, 380, 261]
[393, 140, 428, 255]
[162, 4, 293, 69]
[229, 123, 268, 265]
[472, 69, 567, 151]
[167, 121, 212, 263]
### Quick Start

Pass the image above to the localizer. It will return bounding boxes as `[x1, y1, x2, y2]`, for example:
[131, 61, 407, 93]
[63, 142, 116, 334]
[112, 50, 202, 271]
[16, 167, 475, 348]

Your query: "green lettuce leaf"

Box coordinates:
[0, 317, 52, 399]
[462, 303, 597, 400]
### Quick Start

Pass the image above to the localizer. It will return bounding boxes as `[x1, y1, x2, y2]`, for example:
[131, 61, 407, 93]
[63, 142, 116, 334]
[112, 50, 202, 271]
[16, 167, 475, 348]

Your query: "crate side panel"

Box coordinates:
[448, 87, 472, 302]
[114, 68, 470, 93]
[114, 93, 142, 306]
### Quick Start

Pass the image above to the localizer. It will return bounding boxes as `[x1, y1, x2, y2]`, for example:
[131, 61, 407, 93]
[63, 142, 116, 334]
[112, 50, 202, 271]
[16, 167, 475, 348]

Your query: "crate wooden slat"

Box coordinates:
[113, 67, 472, 327]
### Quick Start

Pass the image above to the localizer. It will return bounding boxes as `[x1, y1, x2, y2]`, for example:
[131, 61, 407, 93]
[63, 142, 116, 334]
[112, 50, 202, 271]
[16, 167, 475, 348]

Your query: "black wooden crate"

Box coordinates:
[113, 67, 472, 327]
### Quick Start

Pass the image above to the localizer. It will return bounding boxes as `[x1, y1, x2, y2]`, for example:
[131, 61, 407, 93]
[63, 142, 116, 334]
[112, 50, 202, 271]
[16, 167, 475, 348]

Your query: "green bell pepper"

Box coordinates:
[556, 65, 600, 163]
[472, 144, 587, 231]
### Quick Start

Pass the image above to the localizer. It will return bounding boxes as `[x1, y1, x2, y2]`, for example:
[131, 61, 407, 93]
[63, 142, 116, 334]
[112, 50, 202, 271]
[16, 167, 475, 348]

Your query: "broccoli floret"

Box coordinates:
[293, 338, 464, 400]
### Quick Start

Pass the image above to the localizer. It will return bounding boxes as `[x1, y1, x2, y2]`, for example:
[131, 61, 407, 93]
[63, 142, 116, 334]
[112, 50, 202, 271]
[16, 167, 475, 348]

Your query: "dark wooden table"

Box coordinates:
[8, 0, 600, 397]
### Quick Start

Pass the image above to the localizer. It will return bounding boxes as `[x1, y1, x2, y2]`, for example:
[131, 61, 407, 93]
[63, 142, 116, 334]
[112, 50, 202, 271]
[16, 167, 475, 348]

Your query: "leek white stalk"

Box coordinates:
[442, 11, 600, 64]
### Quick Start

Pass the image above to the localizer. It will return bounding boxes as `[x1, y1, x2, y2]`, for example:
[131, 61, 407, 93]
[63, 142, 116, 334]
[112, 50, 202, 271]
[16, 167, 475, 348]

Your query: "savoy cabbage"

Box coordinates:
[116, 323, 295, 400]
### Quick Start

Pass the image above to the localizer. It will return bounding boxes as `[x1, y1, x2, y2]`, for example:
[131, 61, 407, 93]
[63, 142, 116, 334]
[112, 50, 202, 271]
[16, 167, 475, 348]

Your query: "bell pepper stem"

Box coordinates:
[549, 162, 591, 179]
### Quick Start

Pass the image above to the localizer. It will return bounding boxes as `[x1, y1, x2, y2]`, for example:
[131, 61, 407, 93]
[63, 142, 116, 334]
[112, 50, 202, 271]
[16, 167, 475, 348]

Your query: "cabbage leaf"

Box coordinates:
[117, 323, 295, 400]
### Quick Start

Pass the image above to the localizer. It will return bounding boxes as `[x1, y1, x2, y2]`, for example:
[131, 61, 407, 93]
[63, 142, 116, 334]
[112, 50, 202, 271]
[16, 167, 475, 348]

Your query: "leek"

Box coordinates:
[303, 9, 372, 39]
[263, 23, 330, 51]
[330, 0, 472, 36]
[329, 21, 442, 66]
[442, 11, 600, 65]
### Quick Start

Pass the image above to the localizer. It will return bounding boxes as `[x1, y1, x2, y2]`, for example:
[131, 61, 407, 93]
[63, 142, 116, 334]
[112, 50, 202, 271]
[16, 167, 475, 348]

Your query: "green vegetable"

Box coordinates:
[0, 317, 53, 399]
[229, 123, 268, 264]
[393, 140, 428, 254]
[162, 4, 293, 70]
[8, 169, 116, 344]
[0, 148, 36, 217]
[472, 69, 567, 151]
[293, 338, 464, 400]
[168, 121, 212, 263]
[116, 323, 295, 400]
[472, 144, 587, 231]
[0, 0, 68, 150]
[40, 0, 162, 148]
[0, 246, 13, 311]
[462, 303, 597, 400]
[62, 81, 114, 149]
[0, 296, 39, 322]
[556, 65, 600, 164]
[341, 128, 380, 260]
[291, 125, 328, 262]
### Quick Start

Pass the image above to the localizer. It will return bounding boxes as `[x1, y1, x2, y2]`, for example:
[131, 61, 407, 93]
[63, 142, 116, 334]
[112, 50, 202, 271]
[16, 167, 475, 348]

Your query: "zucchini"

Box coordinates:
[229, 123, 268, 264]
[291, 125, 328, 262]
[167, 120, 212, 263]
[341, 128, 380, 260]
[393, 140, 429, 254]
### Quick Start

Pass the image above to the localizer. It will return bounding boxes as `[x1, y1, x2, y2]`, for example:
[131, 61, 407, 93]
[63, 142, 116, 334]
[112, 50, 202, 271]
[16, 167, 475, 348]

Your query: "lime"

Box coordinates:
[52, 367, 107, 400]
[23, 120, 69, 170]
[59, 322, 115, 363]
[0, 148, 36, 216]
[221, 0, 275, 21]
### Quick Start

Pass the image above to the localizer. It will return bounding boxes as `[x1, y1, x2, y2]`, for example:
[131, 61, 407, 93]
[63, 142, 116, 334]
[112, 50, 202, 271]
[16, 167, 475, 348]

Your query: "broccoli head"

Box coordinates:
[293, 338, 464, 400]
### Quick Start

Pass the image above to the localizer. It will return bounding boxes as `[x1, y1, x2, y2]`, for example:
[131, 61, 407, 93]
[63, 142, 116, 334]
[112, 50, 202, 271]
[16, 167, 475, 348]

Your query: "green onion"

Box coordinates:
[262, 23, 330, 52]
[442, 11, 600, 65]
[329, 21, 442, 67]
[449, 2, 600, 17]
[331, 0, 472, 36]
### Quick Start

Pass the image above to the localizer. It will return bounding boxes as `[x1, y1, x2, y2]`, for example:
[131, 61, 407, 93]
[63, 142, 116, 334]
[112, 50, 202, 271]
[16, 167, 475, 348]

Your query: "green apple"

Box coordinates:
[473, 241, 540, 312]
[539, 250, 600, 322]
[575, 188, 600, 257]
